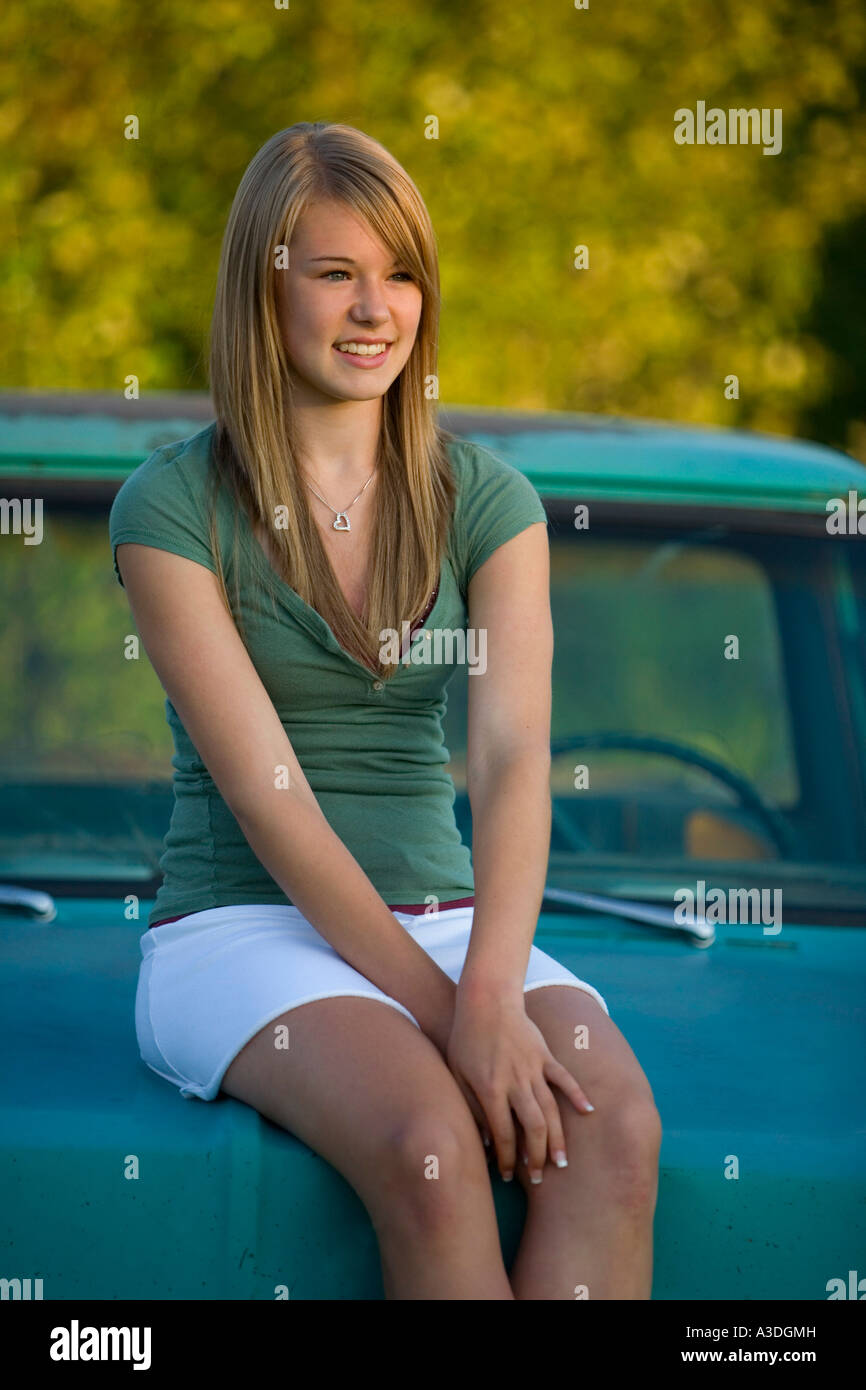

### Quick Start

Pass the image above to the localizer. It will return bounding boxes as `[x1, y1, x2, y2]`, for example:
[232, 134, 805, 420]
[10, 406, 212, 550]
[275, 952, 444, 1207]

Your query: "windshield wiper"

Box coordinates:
[542, 885, 715, 947]
[0, 885, 57, 922]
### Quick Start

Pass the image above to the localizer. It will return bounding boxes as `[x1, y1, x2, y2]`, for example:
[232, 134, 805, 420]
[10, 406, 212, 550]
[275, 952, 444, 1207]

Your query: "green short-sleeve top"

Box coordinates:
[109, 421, 548, 926]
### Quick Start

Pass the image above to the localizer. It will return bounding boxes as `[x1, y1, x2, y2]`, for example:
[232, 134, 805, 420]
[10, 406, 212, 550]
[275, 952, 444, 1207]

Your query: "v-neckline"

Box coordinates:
[239, 513, 446, 680]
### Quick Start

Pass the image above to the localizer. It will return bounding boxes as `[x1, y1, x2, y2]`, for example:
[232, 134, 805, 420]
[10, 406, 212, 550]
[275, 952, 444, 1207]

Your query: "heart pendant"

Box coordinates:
[333, 512, 351, 531]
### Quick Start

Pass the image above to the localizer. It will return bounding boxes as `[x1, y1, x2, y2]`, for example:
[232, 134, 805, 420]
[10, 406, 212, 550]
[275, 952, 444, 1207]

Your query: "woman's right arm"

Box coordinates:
[114, 542, 458, 1054]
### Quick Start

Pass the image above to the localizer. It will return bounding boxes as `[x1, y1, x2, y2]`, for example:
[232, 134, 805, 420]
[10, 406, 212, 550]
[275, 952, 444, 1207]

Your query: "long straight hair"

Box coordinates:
[206, 121, 459, 678]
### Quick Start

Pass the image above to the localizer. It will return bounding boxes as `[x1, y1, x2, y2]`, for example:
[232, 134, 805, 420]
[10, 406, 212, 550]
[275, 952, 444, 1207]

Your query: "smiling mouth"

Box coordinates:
[332, 342, 393, 367]
[334, 341, 393, 357]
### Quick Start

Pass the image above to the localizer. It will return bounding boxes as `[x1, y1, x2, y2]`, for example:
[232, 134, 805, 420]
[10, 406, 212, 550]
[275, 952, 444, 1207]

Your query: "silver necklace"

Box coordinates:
[304, 469, 376, 532]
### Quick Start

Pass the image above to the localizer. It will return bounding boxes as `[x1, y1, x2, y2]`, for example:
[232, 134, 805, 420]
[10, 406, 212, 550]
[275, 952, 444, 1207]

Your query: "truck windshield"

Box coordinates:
[449, 517, 866, 917]
[1, 504, 865, 917]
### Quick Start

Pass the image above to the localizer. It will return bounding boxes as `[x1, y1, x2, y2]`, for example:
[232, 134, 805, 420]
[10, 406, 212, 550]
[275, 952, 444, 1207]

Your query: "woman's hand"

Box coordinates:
[445, 986, 595, 1182]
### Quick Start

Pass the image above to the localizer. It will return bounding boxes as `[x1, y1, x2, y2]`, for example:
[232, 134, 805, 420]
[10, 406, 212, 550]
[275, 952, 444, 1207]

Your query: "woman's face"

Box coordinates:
[276, 198, 424, 404]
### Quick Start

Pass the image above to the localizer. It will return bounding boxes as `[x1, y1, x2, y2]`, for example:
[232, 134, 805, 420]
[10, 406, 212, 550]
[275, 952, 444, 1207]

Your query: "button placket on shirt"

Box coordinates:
[384, 623, 436, 692]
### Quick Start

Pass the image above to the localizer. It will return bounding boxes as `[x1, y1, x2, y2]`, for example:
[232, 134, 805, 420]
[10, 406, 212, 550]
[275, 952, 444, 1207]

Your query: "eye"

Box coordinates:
[320, 270, 414, 281]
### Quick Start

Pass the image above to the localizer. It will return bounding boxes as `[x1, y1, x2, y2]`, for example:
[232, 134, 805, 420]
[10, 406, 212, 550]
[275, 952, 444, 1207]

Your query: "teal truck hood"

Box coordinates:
[1, 898, 864, 1300]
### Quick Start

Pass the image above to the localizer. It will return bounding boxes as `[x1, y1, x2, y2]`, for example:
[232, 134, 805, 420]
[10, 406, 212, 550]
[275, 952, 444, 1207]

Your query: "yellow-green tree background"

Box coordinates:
[3, 0, 865, 459]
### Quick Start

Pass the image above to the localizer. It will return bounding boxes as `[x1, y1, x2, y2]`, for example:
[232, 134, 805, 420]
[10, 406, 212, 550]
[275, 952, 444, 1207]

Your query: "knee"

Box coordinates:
[600, 1093, 662, 1211]
[373, 1111, 486, 1240]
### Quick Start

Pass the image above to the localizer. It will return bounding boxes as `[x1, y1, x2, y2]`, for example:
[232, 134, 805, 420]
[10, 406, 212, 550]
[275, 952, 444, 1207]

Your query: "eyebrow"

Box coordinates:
[307, 256, 402, 266]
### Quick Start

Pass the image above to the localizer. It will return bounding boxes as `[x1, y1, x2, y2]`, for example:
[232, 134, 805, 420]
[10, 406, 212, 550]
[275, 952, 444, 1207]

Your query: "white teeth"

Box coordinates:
[336, 342, 389, 356]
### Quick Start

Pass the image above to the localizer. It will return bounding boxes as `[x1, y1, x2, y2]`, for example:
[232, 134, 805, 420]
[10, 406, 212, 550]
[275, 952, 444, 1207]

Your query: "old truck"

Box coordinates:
[1, 392, 864, 1298]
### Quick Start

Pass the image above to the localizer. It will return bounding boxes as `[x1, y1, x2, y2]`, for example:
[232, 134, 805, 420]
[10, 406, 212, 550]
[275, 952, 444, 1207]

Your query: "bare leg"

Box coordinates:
[220, 996, 514, 1299]
[508, 987, 662, 1300]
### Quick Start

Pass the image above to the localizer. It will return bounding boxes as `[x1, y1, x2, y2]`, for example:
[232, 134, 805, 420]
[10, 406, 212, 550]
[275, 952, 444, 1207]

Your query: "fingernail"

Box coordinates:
[522, 1153, 528, 1166]
[482, 1134, 490, 1147]
[584, 1103, 595, 1113]
[502, 1170, 514, 1183]
[554, 1150, 568, 1168]
[530, 1171, 543, 1184]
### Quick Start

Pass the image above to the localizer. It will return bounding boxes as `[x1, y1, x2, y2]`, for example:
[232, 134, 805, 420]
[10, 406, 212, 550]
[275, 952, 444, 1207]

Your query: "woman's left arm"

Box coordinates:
[461, 520, 553, 989]
[446, 521, 594, 1182]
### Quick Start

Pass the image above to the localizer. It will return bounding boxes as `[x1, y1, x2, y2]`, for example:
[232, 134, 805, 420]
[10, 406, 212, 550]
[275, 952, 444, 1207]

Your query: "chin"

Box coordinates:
[323, 378, 390, 404]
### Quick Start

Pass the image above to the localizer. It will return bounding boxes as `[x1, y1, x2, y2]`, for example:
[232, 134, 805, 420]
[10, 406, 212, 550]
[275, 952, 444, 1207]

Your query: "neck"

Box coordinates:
[304, 464, 378, 510]
[292, 399, 383, 494]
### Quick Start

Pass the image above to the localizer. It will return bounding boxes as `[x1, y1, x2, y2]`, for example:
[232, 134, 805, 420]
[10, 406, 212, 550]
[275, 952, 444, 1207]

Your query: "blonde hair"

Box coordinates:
[206, 121, 459, 679]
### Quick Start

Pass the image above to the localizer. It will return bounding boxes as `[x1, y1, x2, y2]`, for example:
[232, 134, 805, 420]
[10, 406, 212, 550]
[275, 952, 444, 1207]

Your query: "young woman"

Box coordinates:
[110, 121, 661, 1300]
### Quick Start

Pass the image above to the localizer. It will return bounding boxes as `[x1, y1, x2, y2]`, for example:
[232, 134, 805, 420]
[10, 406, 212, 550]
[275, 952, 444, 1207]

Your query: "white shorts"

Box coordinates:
[135, 902, 611, 1101]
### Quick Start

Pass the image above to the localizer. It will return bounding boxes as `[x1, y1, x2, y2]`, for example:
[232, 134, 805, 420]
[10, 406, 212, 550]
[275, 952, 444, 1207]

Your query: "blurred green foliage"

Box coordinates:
[2, 0, 865, 458]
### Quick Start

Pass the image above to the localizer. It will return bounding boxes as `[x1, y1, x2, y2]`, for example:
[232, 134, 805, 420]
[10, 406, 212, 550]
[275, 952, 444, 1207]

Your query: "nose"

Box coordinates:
[347, 278, 392, 327]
